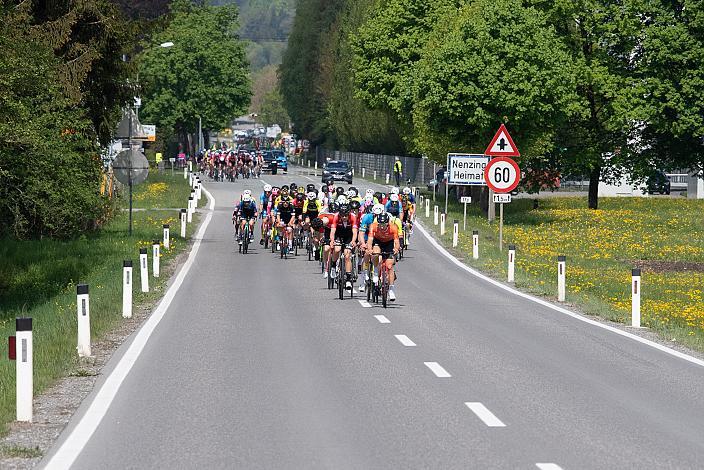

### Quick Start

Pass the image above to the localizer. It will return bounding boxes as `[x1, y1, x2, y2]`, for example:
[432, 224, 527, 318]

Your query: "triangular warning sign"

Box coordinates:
[484, 124, 520, 157]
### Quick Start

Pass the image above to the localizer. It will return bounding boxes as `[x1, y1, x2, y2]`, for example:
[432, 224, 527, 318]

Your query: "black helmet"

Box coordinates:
[311, 218, 323, 230]
[377, 213, 390, 225]
[339, 203, 350, 215]
[374, 191, 382, 201]
[329, 202, 339, 213]
[306, 183, 316, 193]
[349, 186, 358, 196]
[290, 183, 298, 192]
[350, 200, 361, 210]
[335, 187, 345, 196]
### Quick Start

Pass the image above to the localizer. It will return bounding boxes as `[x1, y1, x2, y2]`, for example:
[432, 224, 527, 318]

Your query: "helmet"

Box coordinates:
[243, 189, 252, 196]
[365, 189, 374, 196]
[271, 187, 280, 196]
[290, 183, 298, 192]
[307, 191, 317, 200]
[350, 200, 361, 210]
[335, 187, 345, 196]
[372, 203, 385, 215]
[321, 184, 328, 192]
[349, 186, 358, 196]
[263, 184, 272, 192]
[281, 186, 289, 194]
[377, 213, 390, 225]
[374, 192, 382, 201]
[242, 195, 253, 202]
[391, 187, 400, 194]
[346, 189, 355, 198]
[390, 193, 399, 202]
[310, 218, 323, 230]
[306, 184, 316, 193]
[339, 203, 350, 215]
[336, 195, 348, 205]
[329, 202, 339, 213]
[403, 187, 411, 195]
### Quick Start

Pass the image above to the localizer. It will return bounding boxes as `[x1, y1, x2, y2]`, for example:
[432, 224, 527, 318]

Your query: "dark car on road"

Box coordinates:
[322, 160, 353, 184]
[262, 150, 288, 174]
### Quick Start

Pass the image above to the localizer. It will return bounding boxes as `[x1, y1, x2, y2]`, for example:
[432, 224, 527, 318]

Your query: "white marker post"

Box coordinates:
[76, 284, 91, 357]
[188, 160, 192, 172]
[184, 167, 187, 179]
[122, 260, 133, 318]
[188, 172, 193, 187]
[507, 245, 516, 283]
[374, 170, 377, 181]
[139, 248, 149, 293]
[460, 196, 472, 231]
[163, 224, 170, 250]
[425, 198, 430, 218]
[557, 256, 566, 302]
[152, 241, 160, 278]
[15, 318, 33, 422]
[452, 219, 459, 247]
[386, 174, 390, 184]
[362, 168, 365, 178]
[187, 196, 194, 223]
[440, 213, 446, 235]
[472, 230, 479, 259]
[434, 205, 439, 225]
[180, 209, 187, 238]
[632, 268, 641, 328]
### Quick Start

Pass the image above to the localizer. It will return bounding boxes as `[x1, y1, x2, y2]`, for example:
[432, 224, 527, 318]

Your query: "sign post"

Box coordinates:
[460, 196, 472, 230]
[484, 157, 521, 251]
[484, 124, 520, 225]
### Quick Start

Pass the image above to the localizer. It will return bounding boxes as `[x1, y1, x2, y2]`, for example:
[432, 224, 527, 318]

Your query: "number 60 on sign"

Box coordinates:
[484, 157, 521, 194]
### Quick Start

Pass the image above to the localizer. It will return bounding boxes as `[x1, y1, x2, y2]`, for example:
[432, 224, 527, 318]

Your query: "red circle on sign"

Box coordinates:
[484, 157, 521, 193]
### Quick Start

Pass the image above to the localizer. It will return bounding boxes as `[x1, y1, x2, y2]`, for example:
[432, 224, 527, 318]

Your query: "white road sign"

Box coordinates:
[447, 154, 489, 185]
[460, 196, 472, 203]
[484, 157, 521, 193]
[493, 194, 512, 203]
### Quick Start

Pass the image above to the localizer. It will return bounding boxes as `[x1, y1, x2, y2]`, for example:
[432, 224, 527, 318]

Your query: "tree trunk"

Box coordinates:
[588, 165, 601, 209]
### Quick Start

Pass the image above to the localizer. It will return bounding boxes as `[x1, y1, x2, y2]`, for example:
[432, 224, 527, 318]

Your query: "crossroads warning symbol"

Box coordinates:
[484, 124, 520, 157]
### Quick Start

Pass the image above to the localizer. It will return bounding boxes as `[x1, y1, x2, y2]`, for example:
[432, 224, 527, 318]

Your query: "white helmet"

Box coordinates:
[365, 188, 374, 195]
[390, 193, 399, 202]
[391, 187, 400, 194]
[336, 195, 348, 205]
[372, 203, 385, 215]
[346, 189, 355, 198]
[243, 189, 252, 196]
[263, 184, 272, 192]
[403, 187, 411, 195]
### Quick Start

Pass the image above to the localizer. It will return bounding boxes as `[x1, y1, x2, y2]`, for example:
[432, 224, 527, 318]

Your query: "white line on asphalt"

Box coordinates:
[415, 222, 704, 369]
[536, 464, 563, 470]
[43, 187, 216, 469]
[374, 315, 390, 324]
[260, 178, 270, 187]
[358, 300, 372, 308]
[395, 335, 416, 346]
[424, 362, 451, 378]
[464, 402, 506, 427]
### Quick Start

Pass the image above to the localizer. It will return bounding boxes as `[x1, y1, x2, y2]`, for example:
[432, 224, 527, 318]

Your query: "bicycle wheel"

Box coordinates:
[327, 264, 334, 289]
[338, 269, 344, 300]
[243, 226, 249, 254]
[366, 276, 372, 302]
[381, 270, 389, 308]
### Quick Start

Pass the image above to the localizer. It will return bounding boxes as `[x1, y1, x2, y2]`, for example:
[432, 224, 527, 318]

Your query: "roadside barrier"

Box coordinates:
[362, 168, 365, 178]
[180, 209, 187, 238]
[386, 174, 390, 184]
[184, 167, 188, 179]
[440, 213, 446, 235]
[140, 248, 149, 293]
[452, 220, 459, 247]
[374, 170, 377, 181]
[123, 260, 133, 318]
[163, 224, 170, 250]
[14, 318, 33, 422]
[473, 231, 479, 259]
[76, 284, 91, 357]
[508, 245, 516, 283]
[425, 199, 430, 218]
[632, 268, 641, 327]
[187, 195, 194, 223]
[152, 241, 160, 278]
[434, 205, 439, 225]
[558, 256, 566, 302]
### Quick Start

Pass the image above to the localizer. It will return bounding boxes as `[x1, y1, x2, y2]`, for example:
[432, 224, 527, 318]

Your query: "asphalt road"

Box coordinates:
[43, 167, 704, 469]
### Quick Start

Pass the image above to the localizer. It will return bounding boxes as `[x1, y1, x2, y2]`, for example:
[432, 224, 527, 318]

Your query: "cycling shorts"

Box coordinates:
[279, 212, 293, 224]
[334, 226, 353, 245]
[373, 239, 395, 259]
[241, 211, 256, 221]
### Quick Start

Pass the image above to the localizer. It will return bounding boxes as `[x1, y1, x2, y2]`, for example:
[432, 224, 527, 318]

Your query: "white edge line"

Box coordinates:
[415, 222, 704, 368]
[395, 334, 416, 346]
[374, 315, 390, 324]
[424, 361, 451, 378]
[43, 186, 216, 469]
[536, 464, 563, 470]
[464, 402, 506, 427]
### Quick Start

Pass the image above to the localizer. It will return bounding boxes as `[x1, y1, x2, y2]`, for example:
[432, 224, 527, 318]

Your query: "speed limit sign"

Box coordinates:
[484, 157, 520, 193]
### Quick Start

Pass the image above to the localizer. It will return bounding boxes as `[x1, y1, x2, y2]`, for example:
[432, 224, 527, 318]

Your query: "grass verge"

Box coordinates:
[0, 171, 202, 434]
[418, 191, 704, 352]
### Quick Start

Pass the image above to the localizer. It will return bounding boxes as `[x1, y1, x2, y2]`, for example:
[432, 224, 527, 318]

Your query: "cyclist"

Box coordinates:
[259, 184, 273, 245]
[357, 203, 385, 292]
[401, 186, 416, 239]
[385, 193, 402, 219]
[303, 191, 323, 259]
[328, 202, 358, 291]
[235, 195, 258, 245]
[367, 212, 400, 301]
[275, 195, 295, 252]
[318, 202, 338, 279]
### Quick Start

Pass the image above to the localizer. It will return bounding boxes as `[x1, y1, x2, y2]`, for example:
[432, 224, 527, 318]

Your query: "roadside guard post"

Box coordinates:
[440, 213, 446, 235]
[434, 205, 439, 225]
[15, 317, 32, 422]
[362, 168, 365, 178]
[180, 209, 187, 238]
[76, 284, 91, 357]
[473, 230, 479, 259]
[152, 241, 160, 278]
[558, 256, 566, 302]
[140, 248, 149, 293]
[632, 268, 641, 327]
[187, 196, 194, 223]
[452, 220, 459, 247]
[123, 260, 133, 318]
[386, 174, 390, 184]
[184, 166, 187, 179]
[507, 245, 516, 283]
[163, 224, 170, 250]
[374, 170, 377, 181]
[425, 198, 430, 218]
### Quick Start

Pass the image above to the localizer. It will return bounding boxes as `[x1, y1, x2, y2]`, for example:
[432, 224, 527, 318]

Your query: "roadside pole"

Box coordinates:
[452, 220, 459, 247]
[460, 196, 471, 231]
[15, 318, 32, 422]
[632, 269, 642, 328]
[123, 260, 133, 318]
[472, 231, 479, 259]
[507, 245, 515, 283]
[558, 256, 566, 302]
[76, 284, 91, 357]
[499, 202, 504, 251]
[163, 224, 170, 250]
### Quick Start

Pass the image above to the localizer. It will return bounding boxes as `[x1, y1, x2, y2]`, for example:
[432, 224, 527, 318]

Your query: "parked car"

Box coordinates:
[645, 170, 671, 195]
[322, 160, 353, 184]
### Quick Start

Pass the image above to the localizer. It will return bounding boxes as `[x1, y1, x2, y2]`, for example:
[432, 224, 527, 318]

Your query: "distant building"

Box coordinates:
[232, 114, 258, 132]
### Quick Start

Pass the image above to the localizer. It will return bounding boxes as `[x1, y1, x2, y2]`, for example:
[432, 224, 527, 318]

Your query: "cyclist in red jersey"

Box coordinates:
[328, 202, 358, 291]
[368, 213, 400, 301]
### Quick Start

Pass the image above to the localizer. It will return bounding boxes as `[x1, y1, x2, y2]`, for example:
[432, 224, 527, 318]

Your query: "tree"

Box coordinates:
[138, 0, 251, 153]
[258, 88, 290, 129]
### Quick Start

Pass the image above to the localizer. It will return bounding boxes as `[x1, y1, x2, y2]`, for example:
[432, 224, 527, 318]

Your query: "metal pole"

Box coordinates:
[499, 202, 504, 251]
[444, 179, 449, 216]
[128, 109, 133, 236]
[463, 202, 467, 231]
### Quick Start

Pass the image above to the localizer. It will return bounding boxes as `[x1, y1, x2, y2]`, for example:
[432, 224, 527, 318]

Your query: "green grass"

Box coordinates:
[0, 171, 201, 434]
[419, 191, 704, 352]
[0, 445, 42, 458]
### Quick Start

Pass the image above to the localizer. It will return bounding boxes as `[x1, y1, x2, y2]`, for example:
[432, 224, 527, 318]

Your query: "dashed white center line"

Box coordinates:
[536, 464, 563, 470]
[464, 402, 506, 427]
[374, 315, 390, 324]
[424, 362, 451, 378]
[358, 300, 372, 308]
[394, 335, 416, 346]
